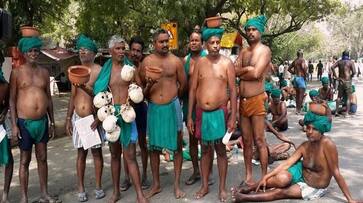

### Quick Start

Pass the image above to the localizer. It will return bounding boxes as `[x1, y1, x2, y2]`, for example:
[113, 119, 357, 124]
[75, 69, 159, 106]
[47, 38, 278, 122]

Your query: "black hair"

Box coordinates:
[129, 36, 145, 51]
[152, 29, 168, 42]
[342, 50, 349, 57]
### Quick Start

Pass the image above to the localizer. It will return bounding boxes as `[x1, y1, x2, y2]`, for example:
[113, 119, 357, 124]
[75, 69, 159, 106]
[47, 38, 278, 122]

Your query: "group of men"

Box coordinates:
[0, 14, 360, 203]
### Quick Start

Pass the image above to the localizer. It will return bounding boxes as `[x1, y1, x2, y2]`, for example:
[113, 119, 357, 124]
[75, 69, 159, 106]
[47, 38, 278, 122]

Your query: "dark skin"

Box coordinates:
[331, 58, 356, 115]
[122, 41, 150, 190]
[268, 97, 288, 131]
[140, 32, 187, 199]
[0, 80, 14, 203]
[65, 47, 104, 197]
[187, 35, 237, 202]
[318, 84, 334, 101]
[106, 42, 147, 203]
[288, 53, 307, 114]
[9, 48, 56, 203]
[235, 26, 271, 187]
[232, 124, 360, 203]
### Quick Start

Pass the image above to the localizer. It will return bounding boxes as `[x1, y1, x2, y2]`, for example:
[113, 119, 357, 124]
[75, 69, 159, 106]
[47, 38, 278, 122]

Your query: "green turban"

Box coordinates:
[309, 89, 319, 98]
[264, 81, 273, 93]
[352, 85, 355, 93]
[281, 80, 288, 87]
[18, 37, 43, 53]
[271, 89, 281, 98]
[76, 34, 98, 53]
[244, 15, 267, 33]
[321, 77, 329, 85]
[303, 111, 332, 134]
[202, 27, 224, 41]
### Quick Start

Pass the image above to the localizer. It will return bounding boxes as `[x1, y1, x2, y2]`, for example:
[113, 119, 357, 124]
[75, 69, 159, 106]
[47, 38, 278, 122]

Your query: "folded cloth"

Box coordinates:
[76, 34, 98, 53]
[18, 37, 43, 53]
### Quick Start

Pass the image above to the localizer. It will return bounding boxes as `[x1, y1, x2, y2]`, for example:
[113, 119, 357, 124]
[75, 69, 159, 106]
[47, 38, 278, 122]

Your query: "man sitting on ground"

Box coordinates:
[318, 77, 334, 101]
[268, 89, 288, 131]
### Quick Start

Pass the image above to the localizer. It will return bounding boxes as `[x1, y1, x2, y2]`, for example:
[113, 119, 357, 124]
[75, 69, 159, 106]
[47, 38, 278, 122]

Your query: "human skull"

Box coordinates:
[120, 104, 136, 123]
[104, 91, 113, 104]
[121, 64, 135, 82]
[97, 105, 116, 121]
[102, 115, 118, 132]
[128, 84, 144, 103]
[93, 92, 108, 108]
[105, 126, 121, 142]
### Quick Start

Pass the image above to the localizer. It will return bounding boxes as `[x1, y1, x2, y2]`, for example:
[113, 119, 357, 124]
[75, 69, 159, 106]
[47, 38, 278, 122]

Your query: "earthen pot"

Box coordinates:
[145, 66, 162, 81]
[205, 16, 222, 28]
[67, 65, 91, 84]
[309, 103, 327, 115]
[20, 26, 40, 37]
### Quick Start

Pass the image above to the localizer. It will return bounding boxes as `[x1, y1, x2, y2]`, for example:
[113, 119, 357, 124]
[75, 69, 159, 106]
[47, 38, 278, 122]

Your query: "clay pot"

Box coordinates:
[205, 16, 222, 28]
[20, 26, 40, 37]
[309, 103, 327, 115]
[145, 66, 162, 81]
[67, 65, 90, 84]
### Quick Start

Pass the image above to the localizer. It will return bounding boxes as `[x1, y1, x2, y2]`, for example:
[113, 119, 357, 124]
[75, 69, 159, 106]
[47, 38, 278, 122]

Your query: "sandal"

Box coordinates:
[94, 189, 105, 199]
[120, 179, 131, 191]
[78, 192, 88, 202]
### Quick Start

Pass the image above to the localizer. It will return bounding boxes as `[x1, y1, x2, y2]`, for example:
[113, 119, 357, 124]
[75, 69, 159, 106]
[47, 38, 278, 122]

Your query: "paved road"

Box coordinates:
[1, 79, 363, 203]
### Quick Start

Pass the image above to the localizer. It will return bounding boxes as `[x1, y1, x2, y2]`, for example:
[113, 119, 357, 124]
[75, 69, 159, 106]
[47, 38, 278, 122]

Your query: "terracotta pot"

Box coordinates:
[205, 16, 222, 28]
[145, 66, 162, 81]
[67, 65, 91, 84]
[309, 103, 326, 115]
[20, 26, 40, 37]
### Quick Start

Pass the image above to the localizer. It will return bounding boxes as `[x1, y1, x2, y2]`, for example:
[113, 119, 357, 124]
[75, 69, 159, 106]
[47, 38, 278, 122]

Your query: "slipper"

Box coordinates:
[77, 192, 87, 202]
[185, 175, 200, 185]
[38, 196, 62, 203]
[141, 179, 151, 190]
[94, 189, 105, 199]
[120, 179, 131, 191]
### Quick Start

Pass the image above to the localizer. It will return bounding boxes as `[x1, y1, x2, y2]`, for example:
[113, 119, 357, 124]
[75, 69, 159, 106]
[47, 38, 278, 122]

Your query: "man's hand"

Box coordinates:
[227, 117, 236, 133]
[49, 124, 55, 139]
[65, 119, 72, 136]
[91, 118, 100, 131]
[255, 176, 268, 192]
[12, 125, 20, 143]
[187, 118, 194, 135]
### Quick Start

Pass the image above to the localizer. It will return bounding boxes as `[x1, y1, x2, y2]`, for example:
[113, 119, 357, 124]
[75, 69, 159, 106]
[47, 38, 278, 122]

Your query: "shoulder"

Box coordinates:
[169, 54, 183, 66]
[220, 55, 234, 65]
[321, 136, 335, 148]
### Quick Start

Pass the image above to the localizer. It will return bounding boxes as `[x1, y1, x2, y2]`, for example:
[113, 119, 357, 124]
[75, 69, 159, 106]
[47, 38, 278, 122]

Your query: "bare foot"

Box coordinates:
[185, 172, 201, 185]
[39, 195, 61, 203]
[174, 187, 185, 199]
[1, 194, 10, 203]
[219, 189, 228, 202]
[231, 187, 246, 203]
[107, 193, 121, 203]
[145, 186, 161, 199]
[237, 180, 255, 193]
[194, 186, 209, 199]
[137, 196, 149, 203]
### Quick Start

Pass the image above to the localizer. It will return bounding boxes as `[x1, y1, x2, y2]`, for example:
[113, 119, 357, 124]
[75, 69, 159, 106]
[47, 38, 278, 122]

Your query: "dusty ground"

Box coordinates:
[1, 78, 363, 203]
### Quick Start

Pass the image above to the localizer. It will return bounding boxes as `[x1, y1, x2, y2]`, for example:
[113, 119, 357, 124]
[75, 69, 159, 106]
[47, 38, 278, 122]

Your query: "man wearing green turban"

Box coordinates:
[234, 14, 272, 188]
[11, 37, 59, 202]
[303, 111, 331, 134]
[318, 77, 333, 101]
[309, 89, 319, 100]
[201, 27, 224, 42]
[66, 34, 106, 201]
[268, 89, 288, 131]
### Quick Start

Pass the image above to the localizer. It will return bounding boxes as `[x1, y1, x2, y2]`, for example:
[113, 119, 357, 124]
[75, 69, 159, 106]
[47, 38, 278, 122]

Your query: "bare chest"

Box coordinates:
[198, 62, 227, 80]
[18, 69, 47, 89]
[109, 68, 129, 89]
[303, 148, 325, 172]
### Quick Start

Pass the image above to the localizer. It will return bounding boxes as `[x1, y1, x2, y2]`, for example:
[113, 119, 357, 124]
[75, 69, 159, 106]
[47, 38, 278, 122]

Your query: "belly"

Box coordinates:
[110, 85, 129, 105]
[17, 87, 49, 119]
[196, 80, 227, 110]
[149, 79, 178, 105]
[74, 92, 94, 117]
[239, 80, 264, 98]
[303, 169, 331, 189]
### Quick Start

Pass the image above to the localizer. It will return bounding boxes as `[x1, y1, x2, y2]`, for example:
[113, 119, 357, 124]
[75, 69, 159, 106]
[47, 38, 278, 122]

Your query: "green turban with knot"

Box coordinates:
[18, 37, 43, 53]
[352, 85, 355, 93]
[271, 89, 281, 98]
[244, 15, 267, 33]
[264, 81, 273, 93]
[309, 89, 319, 98]
[281, 80, 288, 87]
[303, 111, 332, 134]
[76, 34, 98, 53]
[321, 77, 329, 85]
[202, 27, 224, 42]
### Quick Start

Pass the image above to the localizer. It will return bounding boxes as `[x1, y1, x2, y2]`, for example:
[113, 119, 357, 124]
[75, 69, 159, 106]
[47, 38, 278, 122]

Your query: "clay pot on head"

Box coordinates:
[145, 66, 162, 81]
[205, 16, 222, 28]
[68, 65, 90, 85]
[309, 103, 327, 116]
[20, 26, 40, 37]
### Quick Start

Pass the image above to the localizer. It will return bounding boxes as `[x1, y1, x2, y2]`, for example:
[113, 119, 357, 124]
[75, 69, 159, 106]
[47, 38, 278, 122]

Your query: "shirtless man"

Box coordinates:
[187, 27, 236, 202]
[0, 56, 13, 203]
[9, 37, 59, 203]
[121, 36, 150, 191]
[65, 35, 105, 201]
[93, 35, 147, 203]
[331, 50, 356, 116]
[182, 31, 207, 185]
[232, 112, 360, 203]
[234, 15, 270, 187]
[288, 50, 308, 114]
[268, 89, 288, 131]
[316, 60, 323, 81]
[140, 29, 186, 199]
[318, 77, 334, 101]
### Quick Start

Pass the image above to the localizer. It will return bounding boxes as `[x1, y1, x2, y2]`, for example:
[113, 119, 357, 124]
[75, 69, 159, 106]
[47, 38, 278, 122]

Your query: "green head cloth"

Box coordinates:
[18, 37, 42, 53]
[281, 79, 288, 87]
[309, 89, 319, 98]
[271, 89, 281, 98]
[244, 15, 267, 33]
[321, 77, 329, 85]
[352, 85, 355, 93]
[202, 27, 224, 42]
[76, 34, 98, 53]
[303, 111, 331, 134]
[264, 81, 273, 93]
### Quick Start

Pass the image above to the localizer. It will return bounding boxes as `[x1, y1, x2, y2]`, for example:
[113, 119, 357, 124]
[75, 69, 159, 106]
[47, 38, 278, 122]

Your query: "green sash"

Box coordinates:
[201, 109, 226, 145]
[0, 133, 10, 165]
[24, 116, 47, 143]
[114, 105, 132, 147]
[288, 160, 304, 184]
[93, 57, 133, 95]
[147, 100, 178, 152]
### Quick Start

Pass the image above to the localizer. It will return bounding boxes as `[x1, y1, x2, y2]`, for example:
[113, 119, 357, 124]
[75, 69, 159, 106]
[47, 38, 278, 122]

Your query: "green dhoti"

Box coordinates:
[24, 116, 48, 143]
[0, 125, 10, 165]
